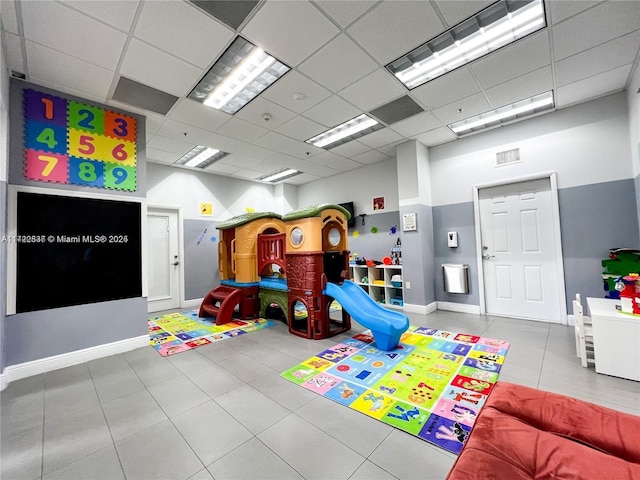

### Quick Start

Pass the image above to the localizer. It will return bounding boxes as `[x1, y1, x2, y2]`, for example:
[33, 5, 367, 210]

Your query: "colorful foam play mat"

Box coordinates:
[148, 311, 276, 356]
[281, 326, 509, 454]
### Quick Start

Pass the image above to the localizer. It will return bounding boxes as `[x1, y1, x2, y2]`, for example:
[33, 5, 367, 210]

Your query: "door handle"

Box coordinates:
[172, 255, 179, 266]
[482, 253, 495, 260]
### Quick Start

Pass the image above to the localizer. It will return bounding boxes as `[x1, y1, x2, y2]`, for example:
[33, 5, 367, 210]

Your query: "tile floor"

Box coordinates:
[2, 310, 639, 480]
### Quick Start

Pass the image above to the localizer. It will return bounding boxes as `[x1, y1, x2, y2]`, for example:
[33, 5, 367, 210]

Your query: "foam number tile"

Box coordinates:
[24, 121, 67, 154]
[103, 136, 136, 166]
[104, 163, 136, 191]
[104, 111, 136, 143]
[24, 90, 67, 126]
[67, 101, 105, 134]
[24, 149, 69, 183]
[68, 157, 104, 187]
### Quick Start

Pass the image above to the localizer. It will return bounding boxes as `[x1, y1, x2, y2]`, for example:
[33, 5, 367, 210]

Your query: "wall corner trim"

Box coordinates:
[437, 302, 481, 315]
[2, 334, 150, 389]
[0, 372, 7, 392]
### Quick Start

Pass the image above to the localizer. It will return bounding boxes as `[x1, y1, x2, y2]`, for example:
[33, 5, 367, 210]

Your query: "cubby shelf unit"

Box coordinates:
[349, 264, 404, 309]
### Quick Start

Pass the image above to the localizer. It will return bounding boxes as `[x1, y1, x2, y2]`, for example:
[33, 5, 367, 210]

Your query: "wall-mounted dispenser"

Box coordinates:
[447, 231, 458, 248]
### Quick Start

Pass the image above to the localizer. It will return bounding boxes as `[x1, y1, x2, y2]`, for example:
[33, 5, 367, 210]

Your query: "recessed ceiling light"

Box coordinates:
[257, 168, 302, 183]
[306, 114, 384, 149]
[387, 0, 546, 89]
[189, 36, 290, 114]
[174, 146, 229, 169]
[448, 91, 555, 136]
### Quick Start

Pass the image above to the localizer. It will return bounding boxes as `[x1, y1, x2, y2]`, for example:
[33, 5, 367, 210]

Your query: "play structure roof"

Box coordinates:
[216, 212, 282, 230]
[282, 204, 350, 222]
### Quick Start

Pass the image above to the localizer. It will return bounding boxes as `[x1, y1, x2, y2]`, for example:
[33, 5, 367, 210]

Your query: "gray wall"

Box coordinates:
[1, 180, 6, 374]
[433, 202, 479, 305]
[348, 210, 401, 261]
[184, 219, 220, 300]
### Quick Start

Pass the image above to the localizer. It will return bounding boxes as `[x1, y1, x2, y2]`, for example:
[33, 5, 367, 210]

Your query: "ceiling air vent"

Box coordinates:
[495, 148, 521, 167]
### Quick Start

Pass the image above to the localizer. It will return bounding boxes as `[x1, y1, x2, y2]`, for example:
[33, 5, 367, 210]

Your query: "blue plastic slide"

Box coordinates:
[324, 280, 410, 351]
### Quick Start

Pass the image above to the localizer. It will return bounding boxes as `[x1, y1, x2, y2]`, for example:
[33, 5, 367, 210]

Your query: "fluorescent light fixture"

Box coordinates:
[174, 146, 229, 169]
[189, 36, 289, 114]
[306, 114, 384, 149]
[448, 91, 555, 135]
[387, 0, 546, 89]
[257, 168, 301, 183]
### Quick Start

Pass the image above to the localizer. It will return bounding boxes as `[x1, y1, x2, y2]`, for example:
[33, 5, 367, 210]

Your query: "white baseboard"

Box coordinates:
[404, 302, 437, 315]
[1, 334, 149, 390]
[437, 302, 481, 315]
[182, 298, 203, 309]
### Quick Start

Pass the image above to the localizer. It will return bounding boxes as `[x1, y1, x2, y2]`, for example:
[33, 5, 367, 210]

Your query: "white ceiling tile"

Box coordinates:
[275, 116, 325, 141]
[169, 98, 231, 131]
[120, 39, 204, 97]
[413, 127, 457, 147]
[314, 0, 377, 28]
[469, 31, 551, 89]
[411, 67, 480, 110]
[26, 41, 113, 100]
[430, 92, 492, 125]
[135, 1, 234, 69]
[229, 168, 265, 181]
[59, 0, 139, 32]
[330, 140, 371, 157]
[2, 32, 24, 74]
[555, 31, 640, 87]
[202, 133, 249, 153]
[548, 0, 600, 24]
[21, 1, 126, 70]
[217, 117, 269, 142]
[298, 34, 378, 92]
[156, 119, 212, 145]
[484, 66, 553, 108]
[351, 149, 390, 165]
[347, 1, 444, 64]
[357, 128, 404, 149]
[302, 95, 361, 127]
[434, 0, 494, 27]
[284, 142, 325, 160]
[146, 147, 179, 165]
[389, 111, 442, 137]
[556, 64, 632, 108]
[29, 76, 104, 105]
[552, 1, 640, 60]
[148, 134, 193, 155]
[339, 68, 407, 111]
[254, 132, 299, 151]
[108, 98, 165, 119]
[204, 162, 242, 175]
[234, 97, 297, 129]
[268, 155, 339, 177]
[376, 141, 404, 157]
[145, 116, 165, 137]
[1, 0, 19, 34]
[221, 144, 276, 166]
[241, 1, 340, 66]
[286, 172, 321, 185]
[262, 71, 331, 113]
[311, 151, 362, 171]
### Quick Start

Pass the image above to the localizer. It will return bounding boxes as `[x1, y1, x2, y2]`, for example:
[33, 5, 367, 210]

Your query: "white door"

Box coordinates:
[479, 178, 563, 322]
[147, 208, 180, 312]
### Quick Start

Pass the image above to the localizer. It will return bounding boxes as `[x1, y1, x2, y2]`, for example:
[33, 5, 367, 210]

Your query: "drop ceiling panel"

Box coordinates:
[120, 39, 204, 97]
[29, 77, 103, 105]
[26, 41, 113, 100]
[146, 147, 180, 165]
[156, 119, 212, 145]
[262, 71, 331, 113]
[285, 142, 324, 160]
[1, 0, 18, 34]
[351, 149, 390, 165]
[135, 1, 233, 69]
[228, 168, 265, 181]
[302, 95, 361, 128]
[339, 68, 407, 111]
[547, 0, 600, 24]
[484, 66, 553, 109]
[556, 64, 631, 108]
[145, 116, 164, 137]
[204, 162, 242, 175]
[112, 76, 179, 115]
[286, 172, 321, 185]
[298, 34, 377, 92]
[312, 151, 363, 171]
[169, 99, 230, 131]
[223, 144, 276, 164]
[275, 115, 325, 141]
[202, 133, 249, 153]
[314, 1, 377, 28]
[411, 67, 479, 110]
[357, 128, 404, 149]
[434, 0, 494, 27]
[330, 140, 371, 157]
[189, 0, 259, 30]
[552, 1, 640, 61]
[59, 0, 139, 32]
[347, 1, 444, 64]
[254, 132, 299, 151]
[21, 1, 126, 70]
[147, 135, 193, 156]
[234, 97, 297, 129]
[389, 111, 442, 137]
[217, 117, 269, 142]
[2, 32, 24, 74]
[413, 127, 457, 147]
[469, 31, 551, 89]
[241, 1, 340, 66]
[555, 32, 640, 87]
[431, 92, 492, 125]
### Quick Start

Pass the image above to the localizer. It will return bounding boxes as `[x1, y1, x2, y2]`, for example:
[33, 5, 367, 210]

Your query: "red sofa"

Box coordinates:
[446, 381, 640, 480]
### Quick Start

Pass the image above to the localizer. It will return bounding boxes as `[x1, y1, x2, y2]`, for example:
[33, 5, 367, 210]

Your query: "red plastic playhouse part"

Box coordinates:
[199, 285, 242, 325]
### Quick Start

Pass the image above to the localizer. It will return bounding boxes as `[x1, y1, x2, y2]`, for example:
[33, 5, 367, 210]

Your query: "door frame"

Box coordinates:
[147, 204, 185, 312]
[473, 171, 568, 324]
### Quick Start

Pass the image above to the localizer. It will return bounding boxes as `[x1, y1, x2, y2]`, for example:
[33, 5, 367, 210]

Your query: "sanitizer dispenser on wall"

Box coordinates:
[447, 231, 458, 248]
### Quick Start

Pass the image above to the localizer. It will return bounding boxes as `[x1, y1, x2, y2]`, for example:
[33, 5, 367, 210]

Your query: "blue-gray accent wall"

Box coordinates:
[183, 219, 220, 301]
[1, 180, 6, 374]
[347, 211, 401, 261]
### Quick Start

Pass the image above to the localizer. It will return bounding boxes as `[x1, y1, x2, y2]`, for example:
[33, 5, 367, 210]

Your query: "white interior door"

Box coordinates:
[479, 178, 563, 322]
[147, 208, 180, 312]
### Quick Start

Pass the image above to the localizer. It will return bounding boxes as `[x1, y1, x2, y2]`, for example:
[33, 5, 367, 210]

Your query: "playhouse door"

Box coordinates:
[478, 177, 564, 323]
[147, 208, 181, 312]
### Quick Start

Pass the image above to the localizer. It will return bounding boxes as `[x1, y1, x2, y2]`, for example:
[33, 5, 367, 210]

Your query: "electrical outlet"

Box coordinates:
[406, 282, 411, 289]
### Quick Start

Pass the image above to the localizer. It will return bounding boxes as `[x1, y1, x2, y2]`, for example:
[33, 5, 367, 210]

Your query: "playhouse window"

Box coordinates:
[327, 227, 341, 247]
[290, 227, 304, 247]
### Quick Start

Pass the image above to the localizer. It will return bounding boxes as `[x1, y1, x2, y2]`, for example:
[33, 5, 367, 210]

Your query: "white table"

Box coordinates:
[586, 297, 640, 382]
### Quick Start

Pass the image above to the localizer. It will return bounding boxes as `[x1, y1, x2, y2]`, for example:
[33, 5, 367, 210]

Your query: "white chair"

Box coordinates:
[573, 294, 595, 368]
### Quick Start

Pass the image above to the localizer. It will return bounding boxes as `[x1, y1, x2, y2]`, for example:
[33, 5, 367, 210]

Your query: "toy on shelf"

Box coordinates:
[601, 248, 640, 299]
[615, 274, 640, 315]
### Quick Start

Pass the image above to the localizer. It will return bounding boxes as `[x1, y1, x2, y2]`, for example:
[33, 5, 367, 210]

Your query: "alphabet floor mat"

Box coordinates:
[281, 326, 509, 454]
